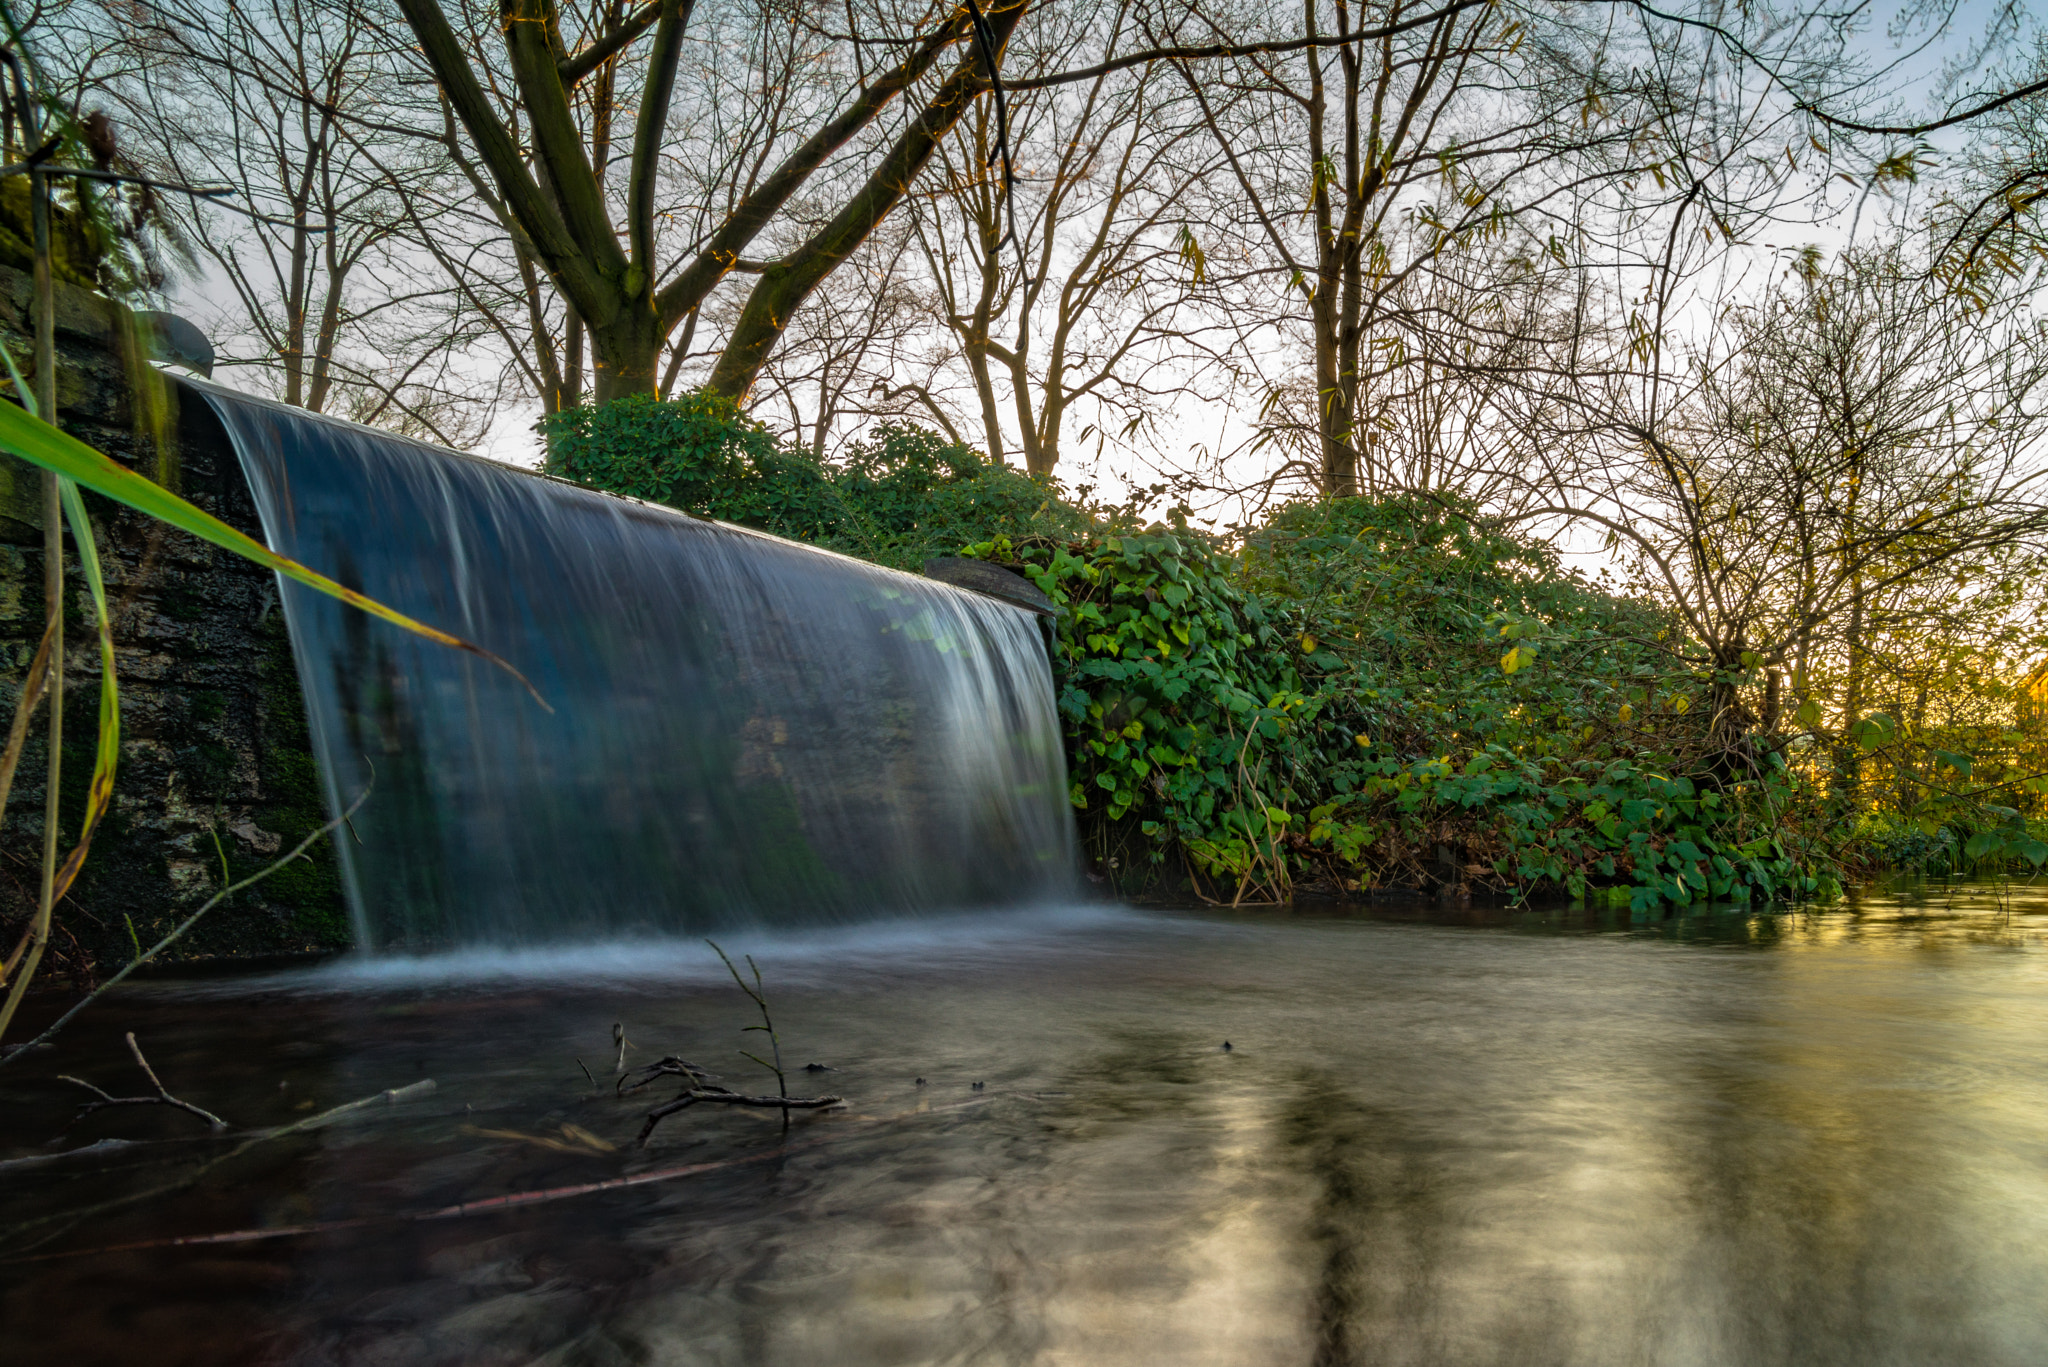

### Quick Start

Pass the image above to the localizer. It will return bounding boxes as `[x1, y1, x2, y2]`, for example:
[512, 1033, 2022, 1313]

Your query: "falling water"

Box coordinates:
[193, 382, 1077, 949]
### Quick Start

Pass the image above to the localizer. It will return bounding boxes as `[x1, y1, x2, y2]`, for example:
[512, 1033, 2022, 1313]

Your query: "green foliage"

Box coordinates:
[976, 494, 1841, 908]
[544, 395, 1088, 570]
[824, 424, 1091, 568]
[970, 526, 1312, 900]
[549, 393, 1852, 909]
[544, 391, 840, 538]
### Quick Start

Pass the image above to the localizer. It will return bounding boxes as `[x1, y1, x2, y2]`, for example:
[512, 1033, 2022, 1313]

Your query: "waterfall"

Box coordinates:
[193, 383, 1078, 949]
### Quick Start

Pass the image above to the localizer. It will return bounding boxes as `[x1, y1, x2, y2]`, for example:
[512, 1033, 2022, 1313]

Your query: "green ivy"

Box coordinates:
[548, 393, 1843, 910]
[973, 494, 1839, 909]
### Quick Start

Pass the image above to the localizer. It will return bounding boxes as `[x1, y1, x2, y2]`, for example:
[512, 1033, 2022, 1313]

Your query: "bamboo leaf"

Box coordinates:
[0, 399, 548, 710]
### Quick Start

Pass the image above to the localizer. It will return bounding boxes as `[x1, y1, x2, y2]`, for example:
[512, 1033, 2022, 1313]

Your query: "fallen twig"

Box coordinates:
[0, 1078, 436, 1248]
[617, 1055, 841, 1147]
[707, 939, 795, 1132]
[57, 1032, 228, 1132]
[6, 1091, 1000, 1264]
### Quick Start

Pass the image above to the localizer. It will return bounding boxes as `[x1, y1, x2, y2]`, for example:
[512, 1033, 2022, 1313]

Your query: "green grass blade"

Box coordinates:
[55, 475, 118, 893]
[0, 399, 548, 709]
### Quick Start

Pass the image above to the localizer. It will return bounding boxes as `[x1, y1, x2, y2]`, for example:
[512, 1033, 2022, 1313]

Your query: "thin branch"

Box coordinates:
[57, 1032, 229, 1131]
[1003, 1, 1493, 92]
[558, 1, 662, 87]
[0, 784, 372, 1067]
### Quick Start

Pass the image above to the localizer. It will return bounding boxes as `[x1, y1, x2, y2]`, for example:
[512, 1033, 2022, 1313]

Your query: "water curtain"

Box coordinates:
[196, 384, 1076, 948]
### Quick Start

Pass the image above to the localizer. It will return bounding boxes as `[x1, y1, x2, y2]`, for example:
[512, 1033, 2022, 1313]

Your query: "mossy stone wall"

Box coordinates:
[0, 266, 348, 983]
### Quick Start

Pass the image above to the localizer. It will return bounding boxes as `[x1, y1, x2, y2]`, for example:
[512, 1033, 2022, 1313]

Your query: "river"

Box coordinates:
[3, 880, 2045, 1365]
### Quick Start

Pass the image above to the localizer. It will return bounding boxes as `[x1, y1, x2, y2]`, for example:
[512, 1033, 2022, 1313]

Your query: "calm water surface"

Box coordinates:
[3, 883, 2046, 1366]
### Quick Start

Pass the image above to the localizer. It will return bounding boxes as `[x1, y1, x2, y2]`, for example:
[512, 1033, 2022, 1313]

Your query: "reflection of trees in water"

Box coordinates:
[1281, 1070, 1453, 1367]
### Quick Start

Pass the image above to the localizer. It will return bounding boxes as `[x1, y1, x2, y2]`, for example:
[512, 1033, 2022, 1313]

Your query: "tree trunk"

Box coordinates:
[590, 304, 663, 403]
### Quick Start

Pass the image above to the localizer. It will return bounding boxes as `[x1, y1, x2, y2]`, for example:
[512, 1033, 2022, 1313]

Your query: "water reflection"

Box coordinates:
[3, 883, 2046, 1365]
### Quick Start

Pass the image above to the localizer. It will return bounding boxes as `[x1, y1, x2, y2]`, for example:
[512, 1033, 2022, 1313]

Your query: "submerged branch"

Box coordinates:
[0, 1078, 437, 1250]
[57, 1032, 228, 1132]
[618, 1055, 840, 1147]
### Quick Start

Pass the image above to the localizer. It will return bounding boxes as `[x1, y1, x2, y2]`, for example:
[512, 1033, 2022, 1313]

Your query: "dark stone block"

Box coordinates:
[922, 556, 1059, 617]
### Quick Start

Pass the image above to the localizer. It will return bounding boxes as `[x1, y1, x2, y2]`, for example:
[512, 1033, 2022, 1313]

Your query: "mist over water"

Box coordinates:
[197, 383, 1076, 949]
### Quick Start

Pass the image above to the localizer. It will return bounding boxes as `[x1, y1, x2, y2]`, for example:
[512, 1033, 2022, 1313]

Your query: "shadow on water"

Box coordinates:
[3, 884, 2047, 1366]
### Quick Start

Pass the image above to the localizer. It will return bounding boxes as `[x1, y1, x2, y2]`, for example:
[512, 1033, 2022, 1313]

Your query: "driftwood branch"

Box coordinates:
[8, 1091, 1041, 1265]
[1, 1078, 436, 1250]
[618, 1055, 840, 1147]
[57, 1032, 228, 1132]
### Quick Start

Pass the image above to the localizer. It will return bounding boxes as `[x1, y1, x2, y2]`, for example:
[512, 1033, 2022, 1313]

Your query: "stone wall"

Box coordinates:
[0, 266, 347, 984]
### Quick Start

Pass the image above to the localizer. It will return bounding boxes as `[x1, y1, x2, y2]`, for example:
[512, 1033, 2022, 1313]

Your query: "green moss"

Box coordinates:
[188, 689, 226, 726]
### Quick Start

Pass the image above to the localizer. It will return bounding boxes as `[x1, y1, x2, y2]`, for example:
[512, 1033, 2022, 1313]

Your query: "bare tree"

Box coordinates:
[384, 0, 1039, 403]
[1532, 243, 2048, 762]
[1170, 0, 1869, 497]
[40, 0, 502, 443]
[908, 8, 1230, 475]
[743, 220, 940, 458]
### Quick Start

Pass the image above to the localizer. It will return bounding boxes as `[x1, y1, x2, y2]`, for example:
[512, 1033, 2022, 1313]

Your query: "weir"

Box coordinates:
[192, 382, 1077, 950]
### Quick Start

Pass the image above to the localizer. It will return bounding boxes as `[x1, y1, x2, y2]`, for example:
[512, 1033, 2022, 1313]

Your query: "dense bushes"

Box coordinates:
[980, 495, 1842, 909]
[544, 392, 1086, 571]
[551, 393, 1875, 909]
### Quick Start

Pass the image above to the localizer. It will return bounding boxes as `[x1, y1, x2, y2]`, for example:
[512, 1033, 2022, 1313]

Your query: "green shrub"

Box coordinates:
[544, 396, 1086, 571]
[977, 495, 1841, 910]
[821, 424, 1090, 569]
[547, 392, 1845, 909]
[543, 391, 842, 539]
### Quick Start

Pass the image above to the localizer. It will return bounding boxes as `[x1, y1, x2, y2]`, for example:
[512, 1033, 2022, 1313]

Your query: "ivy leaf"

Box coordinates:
[1848, 713, 1898, 752]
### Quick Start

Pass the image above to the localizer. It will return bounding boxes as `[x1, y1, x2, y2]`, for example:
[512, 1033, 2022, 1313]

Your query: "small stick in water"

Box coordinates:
[57, 1032, 228, 1132]
[617, 1056, 840, 1147]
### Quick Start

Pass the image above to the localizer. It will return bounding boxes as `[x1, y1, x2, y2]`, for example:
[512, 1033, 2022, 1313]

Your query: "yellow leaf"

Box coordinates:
[1673, 695, 1690, 714]
[1300, 633, 1318, 653]
[1618, 703, 1634, 724]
